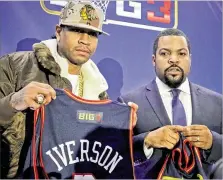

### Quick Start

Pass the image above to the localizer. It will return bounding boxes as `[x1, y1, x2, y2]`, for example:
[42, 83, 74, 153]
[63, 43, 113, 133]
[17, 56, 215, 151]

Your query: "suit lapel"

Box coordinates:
[190, 83, 203, 125]
[145, 80, 171, 126]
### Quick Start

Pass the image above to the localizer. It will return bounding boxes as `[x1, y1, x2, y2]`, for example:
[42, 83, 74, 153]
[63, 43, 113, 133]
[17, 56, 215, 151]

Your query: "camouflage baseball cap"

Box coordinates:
[59, 1, 109, 35]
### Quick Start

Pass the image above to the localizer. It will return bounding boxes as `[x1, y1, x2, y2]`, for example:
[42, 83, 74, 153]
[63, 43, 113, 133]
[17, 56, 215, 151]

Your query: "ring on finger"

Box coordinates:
[35, 94, 45, 105]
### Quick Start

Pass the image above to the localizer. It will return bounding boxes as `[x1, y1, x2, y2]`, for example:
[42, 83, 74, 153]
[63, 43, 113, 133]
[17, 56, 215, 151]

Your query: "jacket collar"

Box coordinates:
[33, 40, 108, 99]
[33, 42, 61, 75]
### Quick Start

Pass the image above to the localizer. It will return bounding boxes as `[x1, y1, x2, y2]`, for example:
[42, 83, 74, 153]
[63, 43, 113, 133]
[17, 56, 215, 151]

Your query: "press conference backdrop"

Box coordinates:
[0, 1, 222, 100]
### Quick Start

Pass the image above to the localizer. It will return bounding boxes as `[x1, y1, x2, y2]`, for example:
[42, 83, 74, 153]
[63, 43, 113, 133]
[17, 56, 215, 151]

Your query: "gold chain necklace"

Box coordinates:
[78, 72, 84, 97]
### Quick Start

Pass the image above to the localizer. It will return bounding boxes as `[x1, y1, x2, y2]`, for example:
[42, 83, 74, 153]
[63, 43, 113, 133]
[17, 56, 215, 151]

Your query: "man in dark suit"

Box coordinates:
[121, 28, 222, 179]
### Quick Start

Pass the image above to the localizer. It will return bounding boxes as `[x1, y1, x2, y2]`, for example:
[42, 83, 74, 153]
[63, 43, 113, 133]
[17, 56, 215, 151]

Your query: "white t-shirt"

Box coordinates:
[67, 74, 78, 94]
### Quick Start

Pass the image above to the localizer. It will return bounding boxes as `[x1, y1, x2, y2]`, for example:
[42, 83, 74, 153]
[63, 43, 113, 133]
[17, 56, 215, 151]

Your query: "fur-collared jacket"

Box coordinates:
[0, 43, 108, 178]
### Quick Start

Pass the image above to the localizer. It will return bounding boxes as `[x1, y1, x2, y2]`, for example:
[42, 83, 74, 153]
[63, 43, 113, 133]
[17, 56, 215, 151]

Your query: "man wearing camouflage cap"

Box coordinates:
[0, 1, 126, 178]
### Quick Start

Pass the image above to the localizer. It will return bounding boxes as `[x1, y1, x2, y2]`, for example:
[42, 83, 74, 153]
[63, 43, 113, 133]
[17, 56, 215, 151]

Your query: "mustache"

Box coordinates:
[74, 46, 91, 54]
[165, 64, 184, 73]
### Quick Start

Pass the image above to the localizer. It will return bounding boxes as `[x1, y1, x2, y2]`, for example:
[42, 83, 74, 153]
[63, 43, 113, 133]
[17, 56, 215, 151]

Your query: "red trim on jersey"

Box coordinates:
[182, 139, 189, 167]
[33, 109, 40, 179]
[171, 140, 196, 174]
[172, 148, 181, 166]
[157, 142, 200, 179]
[184, 142, 195, 173]
[172, 147, 186, 172]
[157, 154, 170, 179]
[39, 106, 49, 179]
[63, 89, 112, 104]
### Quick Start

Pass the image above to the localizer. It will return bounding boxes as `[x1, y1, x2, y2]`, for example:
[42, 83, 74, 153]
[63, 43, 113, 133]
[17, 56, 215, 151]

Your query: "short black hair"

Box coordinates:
[153, 28, 191, 55]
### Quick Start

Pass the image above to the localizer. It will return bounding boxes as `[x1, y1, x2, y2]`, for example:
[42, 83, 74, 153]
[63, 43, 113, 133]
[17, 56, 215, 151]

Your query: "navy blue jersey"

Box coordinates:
[135, 135, 207, 179]
[22, 89, 135, 179]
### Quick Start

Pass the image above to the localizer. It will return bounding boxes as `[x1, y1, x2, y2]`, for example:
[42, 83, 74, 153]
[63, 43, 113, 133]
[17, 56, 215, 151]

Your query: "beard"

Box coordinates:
[163, 65, 185, 88]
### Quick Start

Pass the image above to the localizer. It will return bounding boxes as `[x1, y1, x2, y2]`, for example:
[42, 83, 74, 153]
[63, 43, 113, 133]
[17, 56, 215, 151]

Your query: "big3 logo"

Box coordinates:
[40, 0, 178, 31]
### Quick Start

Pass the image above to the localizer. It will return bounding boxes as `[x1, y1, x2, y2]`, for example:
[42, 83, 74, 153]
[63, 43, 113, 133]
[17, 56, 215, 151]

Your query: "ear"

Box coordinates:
[189, 53, 192, 67]
[55, 25, 62, 42]
[152, 54, 156, 67]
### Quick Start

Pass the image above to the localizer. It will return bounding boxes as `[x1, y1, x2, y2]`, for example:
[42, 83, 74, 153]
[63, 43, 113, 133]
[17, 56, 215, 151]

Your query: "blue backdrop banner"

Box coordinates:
[0, 1, 222, 99]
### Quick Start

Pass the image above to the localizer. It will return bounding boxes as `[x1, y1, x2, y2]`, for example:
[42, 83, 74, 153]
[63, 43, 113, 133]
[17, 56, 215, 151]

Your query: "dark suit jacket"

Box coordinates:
[121, 80, 222, 176]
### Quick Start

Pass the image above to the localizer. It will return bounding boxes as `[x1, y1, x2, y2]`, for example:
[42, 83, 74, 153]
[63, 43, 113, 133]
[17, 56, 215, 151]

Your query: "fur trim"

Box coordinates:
[33, 43, 61, 75]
